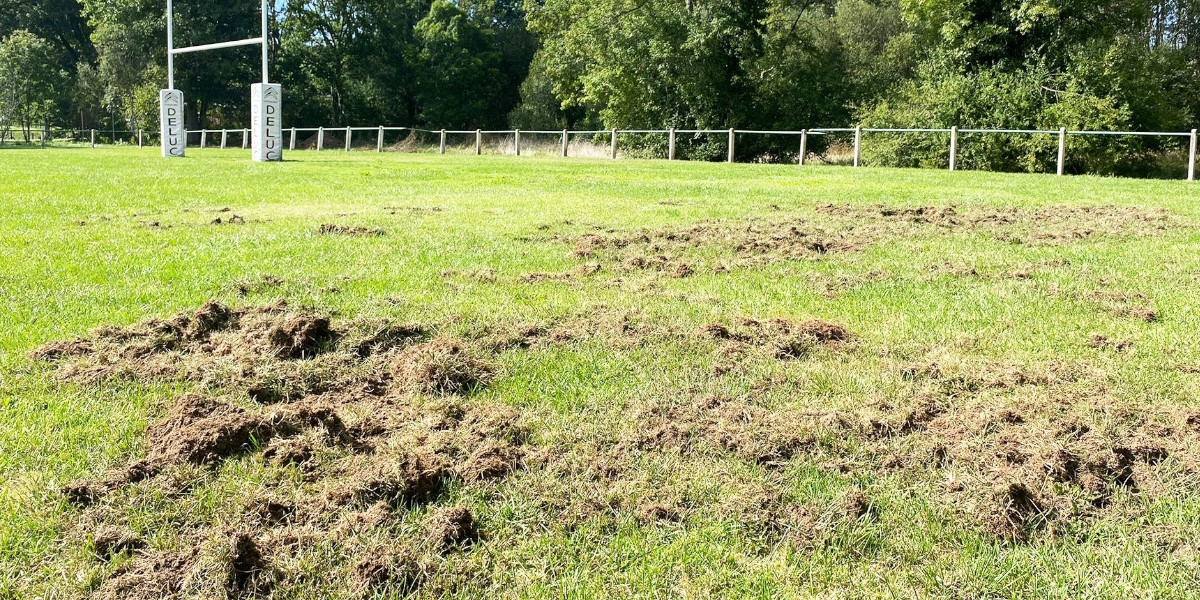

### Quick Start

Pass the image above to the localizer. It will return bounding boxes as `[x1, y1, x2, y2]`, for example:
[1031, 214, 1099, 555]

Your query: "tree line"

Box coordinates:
[3, 0, 1199, 174]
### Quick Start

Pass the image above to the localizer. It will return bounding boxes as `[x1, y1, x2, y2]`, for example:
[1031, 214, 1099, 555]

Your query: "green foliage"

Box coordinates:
[412, 1, 505, 128]
[860, 65, 1137, 174]
[0, 30, 69, 140]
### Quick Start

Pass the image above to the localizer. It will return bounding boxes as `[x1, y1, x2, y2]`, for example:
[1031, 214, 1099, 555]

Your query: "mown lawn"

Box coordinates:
[2, 147, 1199, 599]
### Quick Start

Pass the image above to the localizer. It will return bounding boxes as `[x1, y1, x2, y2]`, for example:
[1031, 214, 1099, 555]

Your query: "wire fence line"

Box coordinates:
[5, 124, 1198, 181]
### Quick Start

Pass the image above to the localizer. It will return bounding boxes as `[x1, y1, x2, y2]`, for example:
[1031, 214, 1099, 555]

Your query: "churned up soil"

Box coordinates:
[32, 247, 1200, 595]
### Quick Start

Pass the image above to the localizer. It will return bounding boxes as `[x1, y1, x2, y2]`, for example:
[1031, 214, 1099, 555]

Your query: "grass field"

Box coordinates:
[2, 147, 1200, 599]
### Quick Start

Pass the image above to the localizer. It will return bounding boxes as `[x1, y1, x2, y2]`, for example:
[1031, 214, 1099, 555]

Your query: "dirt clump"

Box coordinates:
[622, 395, 818, 464]
[39, 302, 534, 596]
[637, 503, 681, 524]
[423, 506, 478, 553]
[226, 533, 272, 598]
[147, 395, 269, 465]
[549, 204, 1183, 277]
[351, 550, 424, 595]
[842, 488, 871, 521]
[393, 337, 495, 396]
[983, 482, 1047, 541]
[330, 452, 450, 508]
[90, 525, 146, 560]
[95, 548, 199, 600]
[318, 223, 385, 237]
[266, 313, 333, 358]
[1089, 334, 1133, 352]
[702, 317, 853, 361]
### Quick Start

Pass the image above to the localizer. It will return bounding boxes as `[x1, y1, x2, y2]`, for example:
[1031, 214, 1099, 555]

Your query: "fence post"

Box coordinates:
[90, 129, 95, 148]
[949, 126, 958, 172]
[290, 127, 297, 151]
[200, 129, 207, 149]
[317, 127, 324, 151]
[476, 129, 482, 155]
[138, 129, 144, 148]
[439, 129, 446, 154]
[221, 129, 227, 149]
[561, 129, 568, 157]
[1057, 127, 1067, 176]
[515, 129, 521, 156]
[853, 125, 862, 167]
[378, 126, 384, 152]
[799, 130, 808, 165]
[668, 128, 676, 161]
[345, 127, 352, 152]
[610, 129, 617, 159]
[1188, 129, 1197, 182]
[728, 128, 736, 163]
[242, 129, 248, 150]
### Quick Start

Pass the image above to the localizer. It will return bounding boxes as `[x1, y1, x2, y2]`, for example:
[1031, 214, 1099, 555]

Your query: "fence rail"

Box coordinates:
[5, 124, 1197, 181]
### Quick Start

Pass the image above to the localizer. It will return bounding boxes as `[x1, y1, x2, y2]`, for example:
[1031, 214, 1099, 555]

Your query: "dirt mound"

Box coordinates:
[318, 223, 385, 237]
[38, 302, 532, 596]
[96, 548, 198, 600]
[423, 507, 478, 553]
[393, 337, 495, 395]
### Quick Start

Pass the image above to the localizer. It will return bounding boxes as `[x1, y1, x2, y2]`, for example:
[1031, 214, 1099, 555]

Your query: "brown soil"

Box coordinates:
[548, 204, 1182, 277]
[39, 301, 526, 596]
[318, 223, 385, 237]
[422, 507, 478, 553]
[37, 294, 1200, 594]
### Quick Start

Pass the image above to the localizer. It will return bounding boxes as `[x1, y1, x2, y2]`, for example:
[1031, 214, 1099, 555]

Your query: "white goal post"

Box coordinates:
[160, 0, 282, 161]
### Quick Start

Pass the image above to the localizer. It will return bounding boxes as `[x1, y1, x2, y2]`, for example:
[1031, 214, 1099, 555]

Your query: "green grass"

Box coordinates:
[2, 147, 1200, 598]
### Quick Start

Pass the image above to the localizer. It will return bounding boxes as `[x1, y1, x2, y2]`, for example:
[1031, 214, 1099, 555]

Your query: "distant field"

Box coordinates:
[2, 147, 1199, 599]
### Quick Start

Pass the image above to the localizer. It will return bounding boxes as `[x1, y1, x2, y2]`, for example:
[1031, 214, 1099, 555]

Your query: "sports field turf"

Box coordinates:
[2, 147, 1199, 598]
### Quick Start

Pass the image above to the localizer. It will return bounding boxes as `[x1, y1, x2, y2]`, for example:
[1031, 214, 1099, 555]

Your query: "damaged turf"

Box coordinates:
[38, 302, 525, 597]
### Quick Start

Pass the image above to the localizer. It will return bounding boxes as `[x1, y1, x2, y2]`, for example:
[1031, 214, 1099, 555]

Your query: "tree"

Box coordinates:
[0, 30, 68, 141]
[412, 1, 504, 128]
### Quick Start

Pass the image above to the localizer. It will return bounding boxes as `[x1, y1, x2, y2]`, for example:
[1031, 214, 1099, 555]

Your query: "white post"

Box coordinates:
[799, 130, 807, 165]
[727, 128, 735, 163]
[90, 129, 95, 148]
[1188, 129, 1197, 182]
[854, 126, 862, 167]
[1057, 127, 1067, 176]
[167, 0, 174, 89]
[378, 126, 384, 152]
[439, 129, 446, 154]
[159, 90, 184, 156]
[317, 127, 324, 151]
[261, 0, 269, 84]
[242, 128, 248, 149]
[290, 127, 297, 151]
[251, 84, 282, 161]
[476, 129, 482, 155]
[610, 129, 617, 159]
[221, 129, 227, 149]
[668, 128, 676, 160]
[561, 129, 568, 157]
[345, 126, 351, 152]
[138, 129, 143, 148]
[515, 129, 521, 156]
[949, 126, 958, 172]
[200, 129, 207, 149]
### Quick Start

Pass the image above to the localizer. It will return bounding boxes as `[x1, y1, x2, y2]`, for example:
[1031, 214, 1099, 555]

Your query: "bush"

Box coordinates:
[858, 64, 1143, 175]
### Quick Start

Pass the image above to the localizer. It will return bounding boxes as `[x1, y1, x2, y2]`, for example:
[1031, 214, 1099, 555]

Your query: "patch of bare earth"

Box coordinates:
[34, 298, 1200, 595]
[36, 302, 522, 597]
[318, 223, 386, 237]
[527, 204, 1183, 280]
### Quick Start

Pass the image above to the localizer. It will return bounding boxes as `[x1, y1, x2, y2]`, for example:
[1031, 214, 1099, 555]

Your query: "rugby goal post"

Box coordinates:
[160, 0, 282, 161]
